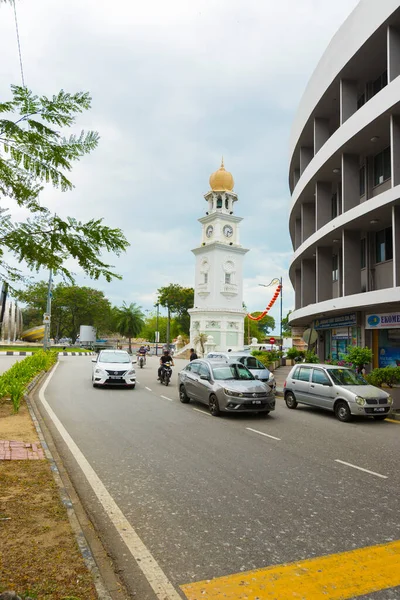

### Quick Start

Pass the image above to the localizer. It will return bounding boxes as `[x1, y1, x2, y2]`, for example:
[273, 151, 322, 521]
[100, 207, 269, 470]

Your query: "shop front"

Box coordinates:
[314, 313, 360, 361]
[365, 311, 400, 368]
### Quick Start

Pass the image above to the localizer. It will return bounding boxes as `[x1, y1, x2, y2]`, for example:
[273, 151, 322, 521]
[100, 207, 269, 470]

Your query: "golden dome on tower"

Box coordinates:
[209, 158, 234, 191]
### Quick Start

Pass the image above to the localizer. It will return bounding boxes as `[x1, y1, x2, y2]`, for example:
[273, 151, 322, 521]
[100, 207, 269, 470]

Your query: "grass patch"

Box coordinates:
[0, 347, 91, 353]
[0, 461, 97, 600]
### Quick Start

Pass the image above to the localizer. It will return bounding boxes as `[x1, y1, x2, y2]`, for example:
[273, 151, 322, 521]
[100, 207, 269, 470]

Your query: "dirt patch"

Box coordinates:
[0, 400, 39, 442]
[0, 461, 97, 600]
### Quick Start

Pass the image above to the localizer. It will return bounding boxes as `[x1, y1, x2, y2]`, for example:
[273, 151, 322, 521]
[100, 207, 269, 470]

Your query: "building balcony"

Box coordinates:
[197, 283, 210, 298]
[221, 283, 238, 297]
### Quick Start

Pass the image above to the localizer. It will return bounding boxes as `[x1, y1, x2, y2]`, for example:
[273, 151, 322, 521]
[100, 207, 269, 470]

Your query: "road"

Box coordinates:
[35, 355, 400, 600]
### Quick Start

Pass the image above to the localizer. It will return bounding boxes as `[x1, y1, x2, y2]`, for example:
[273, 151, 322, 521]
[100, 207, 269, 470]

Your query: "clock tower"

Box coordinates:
[189, 159, 249, 352]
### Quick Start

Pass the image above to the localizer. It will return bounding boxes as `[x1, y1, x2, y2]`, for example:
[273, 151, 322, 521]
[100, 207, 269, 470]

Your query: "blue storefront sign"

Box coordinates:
[366, 312, 400, 329]
[378, 347, 400, 367]
[314, 313, 357, 330]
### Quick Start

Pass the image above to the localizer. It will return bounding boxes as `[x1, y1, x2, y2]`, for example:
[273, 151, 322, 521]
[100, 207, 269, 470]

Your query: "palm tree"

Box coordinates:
[194, 332, 208, 357]
[115, 302, 145, 353]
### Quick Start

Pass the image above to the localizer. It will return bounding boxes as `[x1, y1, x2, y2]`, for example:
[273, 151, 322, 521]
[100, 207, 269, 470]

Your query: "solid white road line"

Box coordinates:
[160, 395, 173, 402]
[335, 459, 388, 479]
[246, 427, 281, 441]
[192, 408, 211, 417]
[39, 363, 181, 600]
[145, 386, 152, 392]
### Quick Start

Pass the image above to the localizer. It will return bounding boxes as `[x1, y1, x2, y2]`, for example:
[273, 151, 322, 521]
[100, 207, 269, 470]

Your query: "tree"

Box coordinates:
[17, 281, 113, 341]
[114, 302, 145, 353]
[140, 314, 169, 344]
[0, 84, 128, 285]
[282, 310, 293, 337]
[157, 284, 194, 335]
[194, 332, 208, 356]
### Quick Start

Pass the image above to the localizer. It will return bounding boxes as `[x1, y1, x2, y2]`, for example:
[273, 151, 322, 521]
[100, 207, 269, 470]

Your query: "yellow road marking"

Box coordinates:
[181, 540, 400, 600]
[386, 418, 400, 424]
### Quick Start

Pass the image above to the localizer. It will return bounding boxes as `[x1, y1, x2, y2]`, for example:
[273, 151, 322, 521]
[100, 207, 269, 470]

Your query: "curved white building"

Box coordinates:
[288, 0, 400, 368]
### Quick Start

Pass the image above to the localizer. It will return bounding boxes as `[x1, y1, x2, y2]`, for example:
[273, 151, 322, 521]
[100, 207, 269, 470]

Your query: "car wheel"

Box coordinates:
[285, 392, 298, 409]
[335, 400, 352, 422]
[92, 383, 97, 388]
[209, 394, 220, 417]
[179, 385, 190, 403]
[130, 384, 136, 389]
[373, 415, 387, 421]
[260, 410, 270, 416]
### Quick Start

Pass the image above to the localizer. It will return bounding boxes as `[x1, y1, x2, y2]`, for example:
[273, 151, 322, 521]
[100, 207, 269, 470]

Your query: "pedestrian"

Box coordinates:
[189, 348, 198, 361]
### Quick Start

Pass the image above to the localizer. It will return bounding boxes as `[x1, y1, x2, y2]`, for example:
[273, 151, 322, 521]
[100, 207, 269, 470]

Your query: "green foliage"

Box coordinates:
[251, 349, 282, 365]
[114, 302, 145, 352]
[281, 310, 292, 336]
[244, 313, 275, 342]
[157, 284, 194, 334]
[140, 313, 168, 343]
[18, 281, 113, 341]
[345, 346, 373, 370]
[0, 350, 58, 412]
[286, 347, 300, 359]
[304, 350, 319, 363]
[0, 85, 129, 284]
[366, 367, 400, 388]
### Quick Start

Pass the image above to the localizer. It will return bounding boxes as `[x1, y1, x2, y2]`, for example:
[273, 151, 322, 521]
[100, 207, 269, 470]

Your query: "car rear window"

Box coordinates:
[293, 366, 311, 382]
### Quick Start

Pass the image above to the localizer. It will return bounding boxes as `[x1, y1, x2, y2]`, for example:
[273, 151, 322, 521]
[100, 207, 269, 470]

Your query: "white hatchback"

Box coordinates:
[92, 350, 136, 388]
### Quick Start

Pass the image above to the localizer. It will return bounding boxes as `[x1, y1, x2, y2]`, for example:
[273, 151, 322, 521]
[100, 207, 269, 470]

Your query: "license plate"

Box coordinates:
[252, 400, 262, 405]
[373, 407, 385, 412]
[110, 376, 122, 380]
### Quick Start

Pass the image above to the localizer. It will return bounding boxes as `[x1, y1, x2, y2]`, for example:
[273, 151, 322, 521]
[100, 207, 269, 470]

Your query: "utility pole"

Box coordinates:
[279, 277, 283, 352]
[166, 304, 170, 351]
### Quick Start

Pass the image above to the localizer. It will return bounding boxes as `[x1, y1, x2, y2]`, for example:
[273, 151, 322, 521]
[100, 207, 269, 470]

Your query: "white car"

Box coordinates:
[92, 350, 136, 388]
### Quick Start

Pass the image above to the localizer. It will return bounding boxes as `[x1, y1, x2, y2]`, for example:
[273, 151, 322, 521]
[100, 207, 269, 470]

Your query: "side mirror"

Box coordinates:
[91, 358, 97, 363]
[132, 358, 137, 364]
[255, 375, 259, 379]
[200, 374, 210, 381]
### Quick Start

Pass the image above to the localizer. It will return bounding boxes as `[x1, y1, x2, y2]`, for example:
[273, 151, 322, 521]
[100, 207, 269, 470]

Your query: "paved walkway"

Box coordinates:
[273, 364, 292, 396]
[0, 439, 45, 460]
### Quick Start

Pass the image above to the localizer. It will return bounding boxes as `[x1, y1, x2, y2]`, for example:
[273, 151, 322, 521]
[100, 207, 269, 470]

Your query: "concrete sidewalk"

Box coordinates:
[273, 365, 291, 397]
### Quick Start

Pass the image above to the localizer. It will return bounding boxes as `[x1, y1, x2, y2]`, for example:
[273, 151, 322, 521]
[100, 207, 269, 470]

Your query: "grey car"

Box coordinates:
[284, 363, 393, 422]
[206, 352, 276, 390]
[178, 359, 276, 416]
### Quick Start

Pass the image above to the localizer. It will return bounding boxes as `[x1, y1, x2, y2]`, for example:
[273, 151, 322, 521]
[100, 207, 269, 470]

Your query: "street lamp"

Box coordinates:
[154, 302, 160, 356]
[259, 277, 283, 351]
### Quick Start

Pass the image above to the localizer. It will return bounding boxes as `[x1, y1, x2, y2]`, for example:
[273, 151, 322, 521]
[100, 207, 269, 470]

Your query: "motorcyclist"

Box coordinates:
[158, 349, 174, 380]
[137, 345, 148, 365]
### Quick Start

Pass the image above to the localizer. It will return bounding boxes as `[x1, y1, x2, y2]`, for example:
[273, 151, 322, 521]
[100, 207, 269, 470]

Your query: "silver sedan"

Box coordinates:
[178, 359, 275, 416]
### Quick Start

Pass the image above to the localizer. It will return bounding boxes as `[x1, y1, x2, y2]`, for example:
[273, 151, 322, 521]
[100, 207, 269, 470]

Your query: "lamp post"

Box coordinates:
[155, 302, 159, 356]
[43, 268, 53, 351]
[259, 277, 283, 351]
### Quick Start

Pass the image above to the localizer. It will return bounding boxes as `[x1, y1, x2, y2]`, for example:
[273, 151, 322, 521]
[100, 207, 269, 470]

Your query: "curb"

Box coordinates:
[0, 351, 96, 356]
[25, 368, 113, 600]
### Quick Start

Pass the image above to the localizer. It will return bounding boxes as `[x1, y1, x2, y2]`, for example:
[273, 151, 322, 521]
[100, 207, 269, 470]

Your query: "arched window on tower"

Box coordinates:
[216, 195, 222, 209]
[225, 197, 229, 209]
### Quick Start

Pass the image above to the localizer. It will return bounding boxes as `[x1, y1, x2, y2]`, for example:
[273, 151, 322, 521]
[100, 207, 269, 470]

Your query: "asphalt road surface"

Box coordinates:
[35, 355, 400, 600]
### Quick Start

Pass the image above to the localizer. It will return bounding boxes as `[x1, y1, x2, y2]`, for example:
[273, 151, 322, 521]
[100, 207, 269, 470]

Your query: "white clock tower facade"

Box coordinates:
[189, 160, 249, 352]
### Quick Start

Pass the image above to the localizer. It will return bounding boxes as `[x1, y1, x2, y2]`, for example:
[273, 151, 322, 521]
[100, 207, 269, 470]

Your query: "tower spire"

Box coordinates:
[221, 156, 224, 168]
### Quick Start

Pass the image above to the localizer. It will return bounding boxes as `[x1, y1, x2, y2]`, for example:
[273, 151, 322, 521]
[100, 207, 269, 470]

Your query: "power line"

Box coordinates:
[12, 0, 25, 87]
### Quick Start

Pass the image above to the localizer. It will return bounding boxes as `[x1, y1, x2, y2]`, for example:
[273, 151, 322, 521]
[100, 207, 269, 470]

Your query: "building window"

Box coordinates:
[332, 255, 338, 282]
[357, 92, 365, 109]
[375, 227, 393, 263]
[216, 196, 222, 209]
[225, 198, 229, 209]
[361, 238, 366, 269]
[225, 273, 231, 284]
[373, 147, 391, 186]
[371, 70, 388, 98]
[204, 273, 208, 284]
[331, 193, 338, 219]
[359, 165, 366, 196]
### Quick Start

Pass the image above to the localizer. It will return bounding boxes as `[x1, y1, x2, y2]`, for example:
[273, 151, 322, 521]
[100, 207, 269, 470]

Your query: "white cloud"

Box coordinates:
[0, 0, 359, 316]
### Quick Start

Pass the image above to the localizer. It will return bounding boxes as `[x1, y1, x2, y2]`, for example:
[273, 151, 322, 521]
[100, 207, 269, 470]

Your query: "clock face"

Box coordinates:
[206, 225, 214, 238]
[223, 225, 234, 238]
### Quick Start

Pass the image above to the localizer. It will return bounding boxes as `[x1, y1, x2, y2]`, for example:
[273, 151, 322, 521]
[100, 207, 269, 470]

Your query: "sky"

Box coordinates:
[0, 0, 359, 331]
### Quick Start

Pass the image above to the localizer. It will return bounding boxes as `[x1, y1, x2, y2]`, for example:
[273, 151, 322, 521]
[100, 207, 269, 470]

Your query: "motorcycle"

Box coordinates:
[160, 362, 172, 386]
[138, 354, 146, 368]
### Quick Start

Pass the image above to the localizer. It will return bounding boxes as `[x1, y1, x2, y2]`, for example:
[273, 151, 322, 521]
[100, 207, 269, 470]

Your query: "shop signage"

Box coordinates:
[332, 327, 351, 340]
[366, 312, 400, 329]
[314, 313, 357, 330]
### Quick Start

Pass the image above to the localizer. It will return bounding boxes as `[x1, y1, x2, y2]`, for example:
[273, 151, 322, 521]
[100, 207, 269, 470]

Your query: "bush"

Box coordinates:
[286, 347, 300, 360]
[0, 350, 58, 413]
[345, 346, 373, 371]
[366, 366, 400, 388]
[251, 350, 280, 365]
[304, 350, 319, 363]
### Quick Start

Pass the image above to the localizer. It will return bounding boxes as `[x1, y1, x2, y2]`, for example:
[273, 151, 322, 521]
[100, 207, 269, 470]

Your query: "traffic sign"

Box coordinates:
[269, 337, 276, 344]
[43, 313, 50, 324]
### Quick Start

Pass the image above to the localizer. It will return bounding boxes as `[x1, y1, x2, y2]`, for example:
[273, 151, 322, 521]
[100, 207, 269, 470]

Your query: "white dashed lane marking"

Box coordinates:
[192, 408, 212, 417]
[335, 459, 388, 479]
[145, 387, 152, 392]
[246, 427, 281, 441]
[161, 395, 173, 402]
